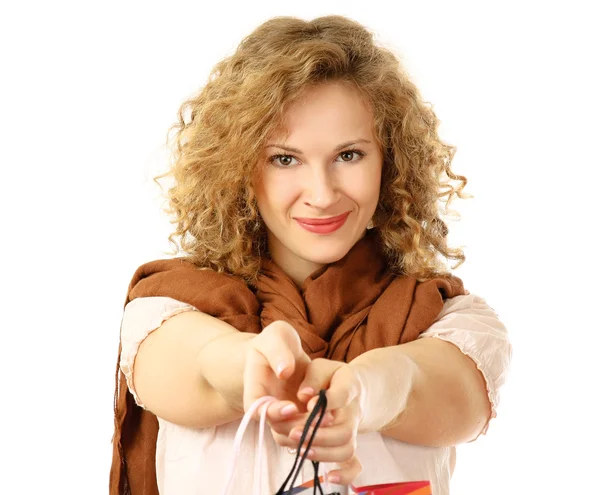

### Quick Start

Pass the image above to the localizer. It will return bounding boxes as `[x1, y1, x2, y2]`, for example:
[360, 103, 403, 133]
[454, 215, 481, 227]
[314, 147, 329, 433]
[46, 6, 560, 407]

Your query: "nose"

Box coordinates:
[304, 166, 339, 210]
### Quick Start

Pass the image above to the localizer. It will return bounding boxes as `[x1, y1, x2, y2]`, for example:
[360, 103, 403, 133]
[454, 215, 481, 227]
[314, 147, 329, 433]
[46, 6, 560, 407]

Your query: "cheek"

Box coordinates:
[345, 165, 382, 206]
[256, 172, 299, 214]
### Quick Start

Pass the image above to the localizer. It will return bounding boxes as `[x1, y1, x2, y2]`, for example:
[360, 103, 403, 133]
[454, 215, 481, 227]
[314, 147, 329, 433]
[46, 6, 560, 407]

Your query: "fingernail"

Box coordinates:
[280, 404, 297, 416]
[299, 387, 315, 396]
[328, 474, 341, 484]
[276, 363, 287, 377]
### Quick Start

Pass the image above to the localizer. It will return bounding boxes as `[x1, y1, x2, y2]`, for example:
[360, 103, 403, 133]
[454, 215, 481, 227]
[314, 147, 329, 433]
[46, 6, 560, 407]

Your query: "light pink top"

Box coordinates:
[120, 294, 511, 495]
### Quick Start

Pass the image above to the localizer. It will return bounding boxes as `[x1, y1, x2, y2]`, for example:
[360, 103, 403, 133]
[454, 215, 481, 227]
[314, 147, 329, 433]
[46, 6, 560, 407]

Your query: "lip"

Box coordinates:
[294, 212, 351, 225]
[294, 211, 351, 234]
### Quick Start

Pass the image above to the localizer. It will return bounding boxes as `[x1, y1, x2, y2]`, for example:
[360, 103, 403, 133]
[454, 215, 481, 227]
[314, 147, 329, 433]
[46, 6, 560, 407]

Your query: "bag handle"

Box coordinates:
[275, 390, 338, 495]
[221, 395, 276, 495]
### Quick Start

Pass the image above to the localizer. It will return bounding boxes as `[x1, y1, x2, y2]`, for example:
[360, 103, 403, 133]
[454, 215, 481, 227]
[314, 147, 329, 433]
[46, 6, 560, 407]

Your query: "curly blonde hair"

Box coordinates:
[159, 15, 468, 283]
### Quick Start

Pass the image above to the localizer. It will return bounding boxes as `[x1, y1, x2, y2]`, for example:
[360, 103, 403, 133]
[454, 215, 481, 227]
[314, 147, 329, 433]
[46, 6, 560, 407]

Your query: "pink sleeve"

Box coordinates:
[119, 296, 198, 408]
[418, 293, 512, 438]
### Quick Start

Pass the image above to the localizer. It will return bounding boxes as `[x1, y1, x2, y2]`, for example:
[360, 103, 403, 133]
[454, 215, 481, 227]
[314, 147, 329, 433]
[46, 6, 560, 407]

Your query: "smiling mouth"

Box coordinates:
[293, 212, 351, 225]
[293, 211, 351, 234]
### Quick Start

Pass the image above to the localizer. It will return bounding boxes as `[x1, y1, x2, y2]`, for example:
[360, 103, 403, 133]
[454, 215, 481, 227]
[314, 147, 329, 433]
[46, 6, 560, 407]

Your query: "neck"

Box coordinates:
[266, 239, 324, 289]
[265, 229, 372, 288]
[271, 254, 324, 289]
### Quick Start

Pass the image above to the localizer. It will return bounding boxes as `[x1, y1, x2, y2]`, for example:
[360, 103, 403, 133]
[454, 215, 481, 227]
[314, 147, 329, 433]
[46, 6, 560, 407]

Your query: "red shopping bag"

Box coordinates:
[350, 480, 432, 495]
[280, 478, 432, 494]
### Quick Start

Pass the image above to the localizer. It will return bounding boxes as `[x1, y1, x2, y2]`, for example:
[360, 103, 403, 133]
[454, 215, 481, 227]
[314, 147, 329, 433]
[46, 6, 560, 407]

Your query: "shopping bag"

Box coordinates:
[282, 478, 433, 495]
[350, 480, 432, 495]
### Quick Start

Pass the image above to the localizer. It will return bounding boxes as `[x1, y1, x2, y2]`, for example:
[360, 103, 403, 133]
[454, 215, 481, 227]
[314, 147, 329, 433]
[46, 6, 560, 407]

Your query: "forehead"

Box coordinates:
[268, 81, 375, 143]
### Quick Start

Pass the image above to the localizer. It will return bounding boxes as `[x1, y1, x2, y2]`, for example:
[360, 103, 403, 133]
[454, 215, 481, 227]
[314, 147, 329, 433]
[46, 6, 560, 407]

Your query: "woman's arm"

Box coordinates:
[352, 337, 490, 446]
[122, 297, 311, 429]
[131, 307, 252, 428]
[352, 294, 511, 447]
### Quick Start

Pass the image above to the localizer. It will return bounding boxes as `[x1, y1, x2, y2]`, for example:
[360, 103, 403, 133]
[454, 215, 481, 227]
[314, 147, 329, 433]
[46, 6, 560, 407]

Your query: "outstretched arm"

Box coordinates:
[352, 337, 490, 446]
[131, 307, 252, 428]
[291, 294, 510, 449]
[122, 298, 312, 429]
[353, 293, 510, 446]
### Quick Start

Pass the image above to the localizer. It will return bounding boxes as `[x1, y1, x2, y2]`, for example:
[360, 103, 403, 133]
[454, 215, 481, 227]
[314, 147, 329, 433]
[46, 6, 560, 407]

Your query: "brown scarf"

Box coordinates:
[109, 231, 465, 494]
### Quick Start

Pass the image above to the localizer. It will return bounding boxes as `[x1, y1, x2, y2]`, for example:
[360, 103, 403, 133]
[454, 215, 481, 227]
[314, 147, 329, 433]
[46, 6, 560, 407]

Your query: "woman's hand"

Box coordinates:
[243, 320, 312, 422]
[273, 358, 364, 486]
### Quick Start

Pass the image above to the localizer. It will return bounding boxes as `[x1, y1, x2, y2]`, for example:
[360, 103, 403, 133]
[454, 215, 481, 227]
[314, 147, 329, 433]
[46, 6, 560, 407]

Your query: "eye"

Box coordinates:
[336, 149, 366, 162]
[268, 154, 299, 167]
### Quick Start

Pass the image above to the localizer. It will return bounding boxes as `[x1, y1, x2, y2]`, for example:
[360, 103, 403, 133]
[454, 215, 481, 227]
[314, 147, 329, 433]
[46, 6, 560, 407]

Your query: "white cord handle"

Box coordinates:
[221, 396, 276, 495]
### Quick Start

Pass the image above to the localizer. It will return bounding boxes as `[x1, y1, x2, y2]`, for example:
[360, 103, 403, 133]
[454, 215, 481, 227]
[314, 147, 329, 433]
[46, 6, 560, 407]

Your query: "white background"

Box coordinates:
[1, 1, 598, 493]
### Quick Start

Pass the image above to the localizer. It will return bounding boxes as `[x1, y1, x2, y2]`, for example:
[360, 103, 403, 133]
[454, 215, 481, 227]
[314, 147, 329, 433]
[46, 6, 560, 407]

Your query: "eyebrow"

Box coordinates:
[265, 139, 371, 153]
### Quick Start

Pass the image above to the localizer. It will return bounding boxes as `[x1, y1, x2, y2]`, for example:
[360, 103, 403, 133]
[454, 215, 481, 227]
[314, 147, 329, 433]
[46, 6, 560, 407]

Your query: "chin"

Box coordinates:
[299, 241, 355, 265]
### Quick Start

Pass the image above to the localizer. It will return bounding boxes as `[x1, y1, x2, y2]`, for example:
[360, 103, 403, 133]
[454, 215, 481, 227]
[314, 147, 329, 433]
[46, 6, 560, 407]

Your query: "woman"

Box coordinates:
[110, 15, 511, 495]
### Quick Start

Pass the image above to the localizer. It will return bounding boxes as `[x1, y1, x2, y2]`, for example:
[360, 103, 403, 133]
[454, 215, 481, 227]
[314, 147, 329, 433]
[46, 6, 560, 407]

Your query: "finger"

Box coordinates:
[266, 410, 309, 435]
[255, 321, 305, 380]
[242, 348, 275, 410]
[270, 413, 331, 448]
[301, 442, 356, 463]
[325, 455, 363, 486]
[298, 358, 342, 402]
[289, 423, 353, 448]
[242, 367, 302, 415]
[263, 400, 300, 422]
[271, 430, 301, 449]
[271, 411, 338, 454]
[268, 411, 335, 437]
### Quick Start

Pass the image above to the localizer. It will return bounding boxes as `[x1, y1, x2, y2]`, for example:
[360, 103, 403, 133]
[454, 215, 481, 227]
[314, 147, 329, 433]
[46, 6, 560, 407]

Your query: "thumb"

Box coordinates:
[255, 320, 304, 379]
[306, 364, 360, 412]
[297, 358, 341, 402]
[298, 358, 346, 406]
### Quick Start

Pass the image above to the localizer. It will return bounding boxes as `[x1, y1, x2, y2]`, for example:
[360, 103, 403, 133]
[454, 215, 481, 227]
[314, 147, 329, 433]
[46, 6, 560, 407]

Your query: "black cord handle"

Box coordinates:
[274, 390, 340, 495]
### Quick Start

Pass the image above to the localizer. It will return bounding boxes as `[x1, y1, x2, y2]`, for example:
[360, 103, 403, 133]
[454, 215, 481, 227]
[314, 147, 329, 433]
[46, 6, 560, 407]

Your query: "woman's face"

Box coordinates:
[254, 81, 383, 285]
